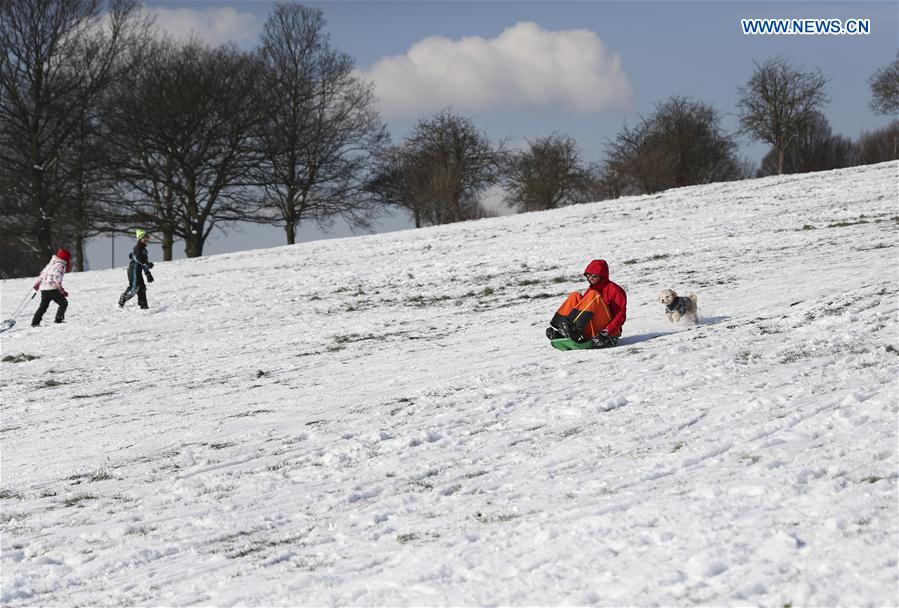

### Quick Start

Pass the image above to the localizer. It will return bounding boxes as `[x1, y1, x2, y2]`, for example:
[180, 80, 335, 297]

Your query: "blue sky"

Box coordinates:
[88, 1, 897, 267]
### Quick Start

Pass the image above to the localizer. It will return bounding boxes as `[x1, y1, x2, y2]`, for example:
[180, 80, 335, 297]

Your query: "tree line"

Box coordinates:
[1, 0, 896, 278]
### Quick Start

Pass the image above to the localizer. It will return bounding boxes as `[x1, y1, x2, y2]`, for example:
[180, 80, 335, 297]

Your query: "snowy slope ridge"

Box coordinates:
[1, 163, 897, 606]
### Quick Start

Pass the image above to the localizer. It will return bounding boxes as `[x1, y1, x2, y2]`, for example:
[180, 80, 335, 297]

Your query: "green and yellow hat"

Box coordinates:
[135, 229, 148, 240]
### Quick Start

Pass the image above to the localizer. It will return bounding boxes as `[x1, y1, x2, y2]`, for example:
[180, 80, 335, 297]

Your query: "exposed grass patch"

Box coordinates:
[2, 353, 38, 363]
[227, 534, 306, 559]
[37, 379, 65, 388]
[405, 294, 454, 306]
[623, 254, 670, 266]
[407, 479, 434, 491]
[518, 292, 559, 300]
[72, 391, 116, 399]
[739, 453, 762, 465]
[395, 531, 439, 544]
[474, 511, 519, 524]
[778, 348, 809, 364]
[125, 524, 156, 536]
[334, 333, 379, 344]
[229, 409, 274, 418]
[736, 350, 761, 365]
[827, 219, 870, 228]
[63, 493, 97, 507]
[0, 511, 27, 525]
[855, 242, 894, 251]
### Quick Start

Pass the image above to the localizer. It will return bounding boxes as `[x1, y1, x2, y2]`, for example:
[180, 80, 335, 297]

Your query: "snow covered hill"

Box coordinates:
[1, 162, 897, 606]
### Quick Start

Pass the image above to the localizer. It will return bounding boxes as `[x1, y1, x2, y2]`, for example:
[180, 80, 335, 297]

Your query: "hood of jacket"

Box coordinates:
[584, 259, 609, 285]
[50, 255, 69, 273]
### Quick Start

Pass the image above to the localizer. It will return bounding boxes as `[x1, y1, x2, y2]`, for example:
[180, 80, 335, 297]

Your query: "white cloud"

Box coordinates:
[146, 6, 261, 47]
[357, 21, 634, 118]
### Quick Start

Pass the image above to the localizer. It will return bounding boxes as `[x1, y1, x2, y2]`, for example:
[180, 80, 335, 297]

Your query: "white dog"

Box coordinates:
[658, 289, 699, 324]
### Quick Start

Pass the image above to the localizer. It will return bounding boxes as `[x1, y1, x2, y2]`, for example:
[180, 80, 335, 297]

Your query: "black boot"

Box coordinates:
[562, 321, 583, 342]
[546, 327, 564, 340]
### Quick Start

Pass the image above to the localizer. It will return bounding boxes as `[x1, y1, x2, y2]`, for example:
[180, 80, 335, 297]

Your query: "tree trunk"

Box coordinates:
[184, 231, 204, 258]
[184, 188, 203, 257]
[162, 231, 174, 261]
[74, 236, 85, 272]
[285, 220, 296, 245]
[35, 215, 53, 260]
[778, 148, 785, 175]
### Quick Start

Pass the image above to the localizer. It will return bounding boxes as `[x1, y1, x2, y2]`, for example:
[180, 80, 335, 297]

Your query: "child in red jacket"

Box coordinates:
[31, 248, 71, 326]
[546, 259, 627, 347]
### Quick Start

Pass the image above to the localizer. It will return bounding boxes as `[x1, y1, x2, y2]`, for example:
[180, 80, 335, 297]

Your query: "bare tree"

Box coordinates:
[366, 144, 422, 226]
[868, 54, 899, 116]
[582, 160, 629, 201]
[502, 133, 589, 212]
[369, 109, 502, 227]
[107, 38, 265, 258]
[603, 96, 744, 195]
[757, 111, 855, 176]
[603, 120, 662, 195]
[252, 2, 388, 245]
[856, 120, 899, 164]
[737, 57, 829, 175]
[0, 0, 143, 275]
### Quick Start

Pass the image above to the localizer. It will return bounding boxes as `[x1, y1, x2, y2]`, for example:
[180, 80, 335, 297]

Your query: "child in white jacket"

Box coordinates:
[31, 248, 71, 326]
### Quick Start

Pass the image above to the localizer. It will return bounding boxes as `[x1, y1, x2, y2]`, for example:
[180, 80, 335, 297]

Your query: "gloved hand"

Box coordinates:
[60, 288, 68, 298]
[33, 282, 40, 291]
[146, 262, 154, 269]
[145, 271, 154, 283]
[591, 330, 611, 347]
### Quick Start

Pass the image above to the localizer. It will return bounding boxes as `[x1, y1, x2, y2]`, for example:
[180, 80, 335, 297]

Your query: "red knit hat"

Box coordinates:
[55, 248, 72, 271]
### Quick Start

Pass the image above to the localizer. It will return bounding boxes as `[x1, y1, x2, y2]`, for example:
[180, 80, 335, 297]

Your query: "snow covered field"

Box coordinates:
[1, 162, 897, 606]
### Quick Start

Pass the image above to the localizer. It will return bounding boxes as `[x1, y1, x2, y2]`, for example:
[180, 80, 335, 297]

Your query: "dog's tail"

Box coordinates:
[688, 293, 698, 305]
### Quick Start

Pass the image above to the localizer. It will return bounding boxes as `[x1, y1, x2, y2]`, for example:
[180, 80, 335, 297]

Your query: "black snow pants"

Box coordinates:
[32, 289, 67, 325]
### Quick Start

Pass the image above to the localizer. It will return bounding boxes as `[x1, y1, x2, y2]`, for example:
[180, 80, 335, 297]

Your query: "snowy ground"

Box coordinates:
[1, 162, 897, 607]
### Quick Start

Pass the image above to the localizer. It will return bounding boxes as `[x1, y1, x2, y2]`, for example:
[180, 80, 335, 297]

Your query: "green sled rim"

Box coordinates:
[550, 337, 595, 351]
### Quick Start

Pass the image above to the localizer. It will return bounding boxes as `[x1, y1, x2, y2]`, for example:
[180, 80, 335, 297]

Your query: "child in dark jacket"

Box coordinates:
[32, 248, 71, 326]
[118, 230, 155, 309]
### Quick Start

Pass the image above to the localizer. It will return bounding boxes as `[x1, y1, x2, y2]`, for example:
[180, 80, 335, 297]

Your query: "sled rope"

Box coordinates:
[570, 293, 613, 337]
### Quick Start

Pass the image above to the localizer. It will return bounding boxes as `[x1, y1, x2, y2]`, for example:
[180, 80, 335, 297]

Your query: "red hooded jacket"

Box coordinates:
[583, 259, 627, 337]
